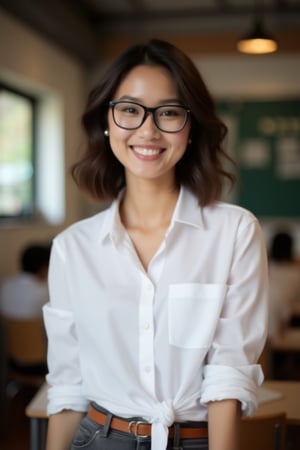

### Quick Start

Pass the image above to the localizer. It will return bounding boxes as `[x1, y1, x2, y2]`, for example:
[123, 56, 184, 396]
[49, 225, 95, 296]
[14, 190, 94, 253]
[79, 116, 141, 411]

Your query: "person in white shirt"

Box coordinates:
[0, 244, 50, 320]
[43, 39, 269, 450]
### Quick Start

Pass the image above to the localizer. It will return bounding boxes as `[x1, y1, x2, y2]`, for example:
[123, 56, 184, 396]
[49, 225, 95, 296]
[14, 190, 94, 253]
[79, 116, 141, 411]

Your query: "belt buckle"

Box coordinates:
[128, 420, 149, 438]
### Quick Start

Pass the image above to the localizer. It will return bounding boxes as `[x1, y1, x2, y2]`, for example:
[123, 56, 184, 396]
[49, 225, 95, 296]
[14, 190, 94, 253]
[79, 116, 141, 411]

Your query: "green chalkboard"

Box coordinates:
[218, 99, 300, 218]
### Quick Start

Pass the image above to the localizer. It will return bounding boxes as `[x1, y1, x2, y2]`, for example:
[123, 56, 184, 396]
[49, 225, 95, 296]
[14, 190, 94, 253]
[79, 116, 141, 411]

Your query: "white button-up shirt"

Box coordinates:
[43, 187, 268, 450]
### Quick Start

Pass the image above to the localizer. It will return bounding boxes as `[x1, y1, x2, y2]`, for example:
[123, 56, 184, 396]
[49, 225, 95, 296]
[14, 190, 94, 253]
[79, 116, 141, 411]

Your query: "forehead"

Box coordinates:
[113, 64, 179, 101]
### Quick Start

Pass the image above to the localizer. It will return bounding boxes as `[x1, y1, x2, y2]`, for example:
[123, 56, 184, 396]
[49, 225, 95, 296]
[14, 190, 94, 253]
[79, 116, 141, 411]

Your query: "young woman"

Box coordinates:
[43, 39, 269, 450]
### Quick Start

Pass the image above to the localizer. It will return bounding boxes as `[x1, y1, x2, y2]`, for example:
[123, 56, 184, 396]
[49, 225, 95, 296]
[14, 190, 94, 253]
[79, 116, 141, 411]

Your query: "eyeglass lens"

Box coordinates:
[112, 102, 188, 132]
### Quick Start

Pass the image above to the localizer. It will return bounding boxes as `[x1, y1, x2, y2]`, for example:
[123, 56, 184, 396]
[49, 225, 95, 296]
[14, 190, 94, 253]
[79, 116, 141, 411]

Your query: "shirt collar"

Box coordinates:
[96, 190, 126, 245]
[97, 186, 204, 244]
[171, 186, 204, 229]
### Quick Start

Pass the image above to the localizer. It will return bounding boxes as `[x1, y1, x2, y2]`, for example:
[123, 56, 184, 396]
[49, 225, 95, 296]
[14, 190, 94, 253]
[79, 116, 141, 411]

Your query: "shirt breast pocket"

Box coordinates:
[168, 283, 227, 349]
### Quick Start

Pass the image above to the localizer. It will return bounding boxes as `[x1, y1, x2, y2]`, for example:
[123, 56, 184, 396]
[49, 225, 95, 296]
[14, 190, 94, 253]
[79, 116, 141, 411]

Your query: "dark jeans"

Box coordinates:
[71, 404, 208, 450]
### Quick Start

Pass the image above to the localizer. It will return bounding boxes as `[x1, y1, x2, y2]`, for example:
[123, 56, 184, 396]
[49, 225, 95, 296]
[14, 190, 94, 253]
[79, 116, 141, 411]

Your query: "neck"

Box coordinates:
[120, 178, 179, 229]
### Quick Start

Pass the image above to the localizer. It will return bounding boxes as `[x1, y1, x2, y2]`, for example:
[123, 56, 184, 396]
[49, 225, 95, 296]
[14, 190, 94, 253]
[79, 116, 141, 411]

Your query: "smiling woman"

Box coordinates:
[43, 39, 269, 450]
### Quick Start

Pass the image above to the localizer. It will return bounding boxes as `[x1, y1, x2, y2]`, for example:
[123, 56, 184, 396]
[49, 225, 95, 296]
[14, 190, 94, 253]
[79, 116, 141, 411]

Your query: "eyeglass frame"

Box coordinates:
[108, 100, 191, 133]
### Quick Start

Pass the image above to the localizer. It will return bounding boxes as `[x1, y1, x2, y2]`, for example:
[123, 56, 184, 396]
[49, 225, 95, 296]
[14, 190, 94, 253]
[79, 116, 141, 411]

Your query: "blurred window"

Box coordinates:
[0, 84, 36, 219]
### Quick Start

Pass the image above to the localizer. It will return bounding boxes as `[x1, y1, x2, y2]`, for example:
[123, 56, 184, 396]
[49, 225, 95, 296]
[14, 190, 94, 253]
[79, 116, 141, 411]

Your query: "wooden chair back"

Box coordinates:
[0, 316, 47, 405]
[240, 412, 286, 450]
[2, 316, 46, 364]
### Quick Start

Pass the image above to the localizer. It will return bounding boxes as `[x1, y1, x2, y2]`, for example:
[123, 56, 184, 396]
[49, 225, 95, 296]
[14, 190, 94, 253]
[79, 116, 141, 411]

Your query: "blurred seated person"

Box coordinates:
[0, 243, 51, 320]
[268, 231, 300, 341]
[0, 244, 50, 377]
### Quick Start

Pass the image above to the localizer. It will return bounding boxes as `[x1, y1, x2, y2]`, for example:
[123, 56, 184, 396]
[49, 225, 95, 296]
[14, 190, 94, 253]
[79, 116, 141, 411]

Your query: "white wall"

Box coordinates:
[0, 8, 86, 278]
[194, 54, 300, 100]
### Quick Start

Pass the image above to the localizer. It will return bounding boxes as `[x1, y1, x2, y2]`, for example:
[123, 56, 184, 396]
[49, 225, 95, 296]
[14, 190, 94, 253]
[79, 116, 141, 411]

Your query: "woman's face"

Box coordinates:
[107, 64, 191, 184]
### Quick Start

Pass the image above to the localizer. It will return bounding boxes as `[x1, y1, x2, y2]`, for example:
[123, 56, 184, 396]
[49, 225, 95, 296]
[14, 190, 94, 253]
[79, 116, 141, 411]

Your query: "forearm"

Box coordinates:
[208, 399, 241, 450]
[46, 410, 85, 450]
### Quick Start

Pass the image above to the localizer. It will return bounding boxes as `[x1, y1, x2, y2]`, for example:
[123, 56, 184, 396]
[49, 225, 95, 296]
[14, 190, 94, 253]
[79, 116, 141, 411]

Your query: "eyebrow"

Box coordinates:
[117, 95, 182, 105]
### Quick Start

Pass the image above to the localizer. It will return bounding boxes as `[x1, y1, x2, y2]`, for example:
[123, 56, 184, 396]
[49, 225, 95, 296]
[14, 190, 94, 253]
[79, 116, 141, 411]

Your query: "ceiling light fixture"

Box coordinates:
[237, 18, 278, 54]
[237, 0, 279, 56]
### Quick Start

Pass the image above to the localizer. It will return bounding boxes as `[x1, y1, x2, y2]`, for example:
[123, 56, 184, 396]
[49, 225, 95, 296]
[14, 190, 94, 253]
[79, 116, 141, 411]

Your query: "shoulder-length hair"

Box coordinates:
[72, 39, 235, 206]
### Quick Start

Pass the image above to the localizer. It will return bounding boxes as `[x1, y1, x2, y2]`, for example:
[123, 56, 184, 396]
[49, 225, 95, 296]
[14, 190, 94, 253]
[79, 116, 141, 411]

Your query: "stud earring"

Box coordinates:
[188, 138, 192, 144]
[104, 130, 109, 136]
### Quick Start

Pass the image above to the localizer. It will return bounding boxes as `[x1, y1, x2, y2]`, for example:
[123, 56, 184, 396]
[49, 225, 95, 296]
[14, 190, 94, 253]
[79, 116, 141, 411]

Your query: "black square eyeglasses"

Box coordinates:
[109, 100, 190, 133]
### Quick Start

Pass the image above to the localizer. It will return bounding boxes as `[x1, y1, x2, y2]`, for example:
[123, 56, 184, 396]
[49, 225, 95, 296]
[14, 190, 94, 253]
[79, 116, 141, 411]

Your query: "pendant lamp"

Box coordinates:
[237, 18, 278, 54]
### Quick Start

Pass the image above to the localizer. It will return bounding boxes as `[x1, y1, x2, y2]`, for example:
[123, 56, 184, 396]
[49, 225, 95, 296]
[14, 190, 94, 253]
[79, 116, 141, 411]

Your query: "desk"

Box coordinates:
[255, 380, 300, 424]
[26, 381, 300, 450]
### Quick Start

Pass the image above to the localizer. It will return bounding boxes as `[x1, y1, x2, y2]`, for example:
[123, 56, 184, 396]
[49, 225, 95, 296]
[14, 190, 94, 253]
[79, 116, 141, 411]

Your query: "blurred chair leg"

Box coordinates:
[29, 417, 48, 450]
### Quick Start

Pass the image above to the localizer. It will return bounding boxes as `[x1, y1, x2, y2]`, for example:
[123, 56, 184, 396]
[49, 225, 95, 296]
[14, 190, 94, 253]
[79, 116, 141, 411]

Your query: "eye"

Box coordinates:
[117, 103, 141, 115]
[124, 107, 138, 114]
[159, 106, 184, 118]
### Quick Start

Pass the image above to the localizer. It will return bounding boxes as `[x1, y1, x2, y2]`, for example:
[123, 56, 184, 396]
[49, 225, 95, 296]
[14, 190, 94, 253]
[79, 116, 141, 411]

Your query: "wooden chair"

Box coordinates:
[1, 316, 47, 396]
[240, 413, 286, 450]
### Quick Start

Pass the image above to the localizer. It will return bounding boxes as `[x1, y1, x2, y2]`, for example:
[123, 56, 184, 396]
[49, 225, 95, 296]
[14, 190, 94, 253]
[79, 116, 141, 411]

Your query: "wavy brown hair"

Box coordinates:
[72, 39, 236, 205]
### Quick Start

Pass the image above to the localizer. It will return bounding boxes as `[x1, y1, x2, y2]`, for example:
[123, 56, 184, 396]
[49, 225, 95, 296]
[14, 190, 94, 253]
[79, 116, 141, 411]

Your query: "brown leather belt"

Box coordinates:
[88, 404, 208, 439]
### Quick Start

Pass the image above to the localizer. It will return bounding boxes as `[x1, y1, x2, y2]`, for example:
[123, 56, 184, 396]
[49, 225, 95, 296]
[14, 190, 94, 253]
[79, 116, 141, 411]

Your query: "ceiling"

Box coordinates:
[1, 0, 300, 67]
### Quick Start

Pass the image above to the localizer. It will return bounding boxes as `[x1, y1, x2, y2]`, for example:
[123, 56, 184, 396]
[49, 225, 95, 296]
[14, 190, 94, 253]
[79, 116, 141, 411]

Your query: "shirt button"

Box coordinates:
[147, 284, 152, 291]
[144, 366, 151, 373]
[143, 322, 150, 330]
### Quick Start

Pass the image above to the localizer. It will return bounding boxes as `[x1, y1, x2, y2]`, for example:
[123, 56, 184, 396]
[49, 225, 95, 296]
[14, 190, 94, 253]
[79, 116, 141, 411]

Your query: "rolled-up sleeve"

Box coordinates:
[43, 239, 89, 415]
[200, 217, 269, 416]
[200, 364, 263, 415]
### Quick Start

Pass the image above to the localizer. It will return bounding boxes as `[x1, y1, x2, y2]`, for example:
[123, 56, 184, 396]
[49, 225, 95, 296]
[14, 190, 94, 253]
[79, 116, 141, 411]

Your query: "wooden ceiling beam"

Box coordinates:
[98, 30, 300, 60]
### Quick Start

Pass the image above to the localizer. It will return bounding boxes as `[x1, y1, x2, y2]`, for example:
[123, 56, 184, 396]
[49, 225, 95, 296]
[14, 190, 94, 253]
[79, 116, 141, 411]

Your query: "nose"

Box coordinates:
[138, 112, 160, 137]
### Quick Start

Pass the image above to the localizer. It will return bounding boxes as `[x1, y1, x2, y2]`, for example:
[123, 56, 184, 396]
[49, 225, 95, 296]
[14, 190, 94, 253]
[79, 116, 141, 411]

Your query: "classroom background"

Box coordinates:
[1, 2, 300, 449]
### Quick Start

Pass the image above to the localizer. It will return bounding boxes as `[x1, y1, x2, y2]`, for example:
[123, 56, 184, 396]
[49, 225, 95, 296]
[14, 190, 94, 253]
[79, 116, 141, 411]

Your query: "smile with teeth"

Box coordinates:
[131, 146, 162, 156]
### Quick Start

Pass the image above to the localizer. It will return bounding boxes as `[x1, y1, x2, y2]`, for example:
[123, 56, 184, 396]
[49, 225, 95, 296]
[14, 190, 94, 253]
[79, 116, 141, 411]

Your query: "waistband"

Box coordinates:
[88, 403, 208, 439]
